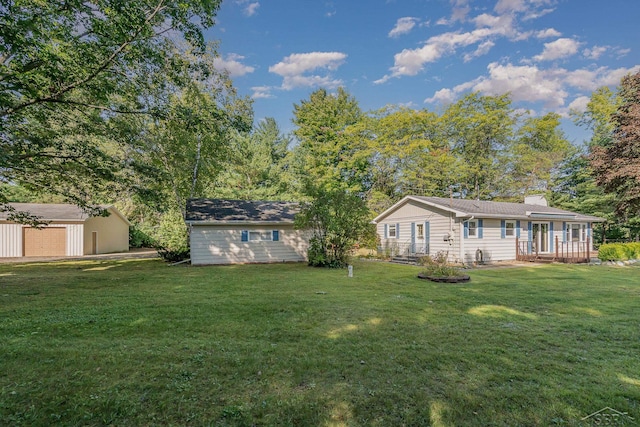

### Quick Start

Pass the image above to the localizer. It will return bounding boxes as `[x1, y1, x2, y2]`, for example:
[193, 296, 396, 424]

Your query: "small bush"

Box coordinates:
[419, 251, 461, 277]
[598, 242, 640, 261]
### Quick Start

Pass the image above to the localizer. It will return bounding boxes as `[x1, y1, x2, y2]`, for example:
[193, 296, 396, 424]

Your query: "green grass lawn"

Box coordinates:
[1, 259, 639, 426]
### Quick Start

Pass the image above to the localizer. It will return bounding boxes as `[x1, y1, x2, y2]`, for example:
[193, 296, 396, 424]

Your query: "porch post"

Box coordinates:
[555, 236, 559, 260]
[587, 236, 590, 262]
[516, 236, 519, 260]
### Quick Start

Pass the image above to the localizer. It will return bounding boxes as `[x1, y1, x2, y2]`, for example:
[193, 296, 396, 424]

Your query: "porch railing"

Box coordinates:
[516, 236, 592, 263]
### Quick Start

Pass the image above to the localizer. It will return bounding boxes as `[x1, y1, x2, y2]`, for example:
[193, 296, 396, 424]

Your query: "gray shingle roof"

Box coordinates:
[411, 196, 603, 221]
[186, 199, 300, 223]
[0, 203, 91, 221]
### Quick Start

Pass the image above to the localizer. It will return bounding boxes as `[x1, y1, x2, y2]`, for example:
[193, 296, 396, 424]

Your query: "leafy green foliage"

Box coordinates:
[295, 187, 374, 268]
[590, 71, 640, 219]
[213, 118, 294, 200]
[0, 0, 224, 218]
[598, 242, 640, 261]
[418, 251, 462, 277]
[291, 88, 366, 192]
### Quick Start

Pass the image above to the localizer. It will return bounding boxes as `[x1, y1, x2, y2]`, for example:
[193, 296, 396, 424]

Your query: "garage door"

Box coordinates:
[23, 227, 67, 256]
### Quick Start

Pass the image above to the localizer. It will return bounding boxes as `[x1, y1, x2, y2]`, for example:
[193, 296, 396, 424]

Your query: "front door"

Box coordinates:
[532, 223, 549, 253]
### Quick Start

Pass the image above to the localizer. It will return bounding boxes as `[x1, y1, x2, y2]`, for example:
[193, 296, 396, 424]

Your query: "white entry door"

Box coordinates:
[532, 223, 549, 253]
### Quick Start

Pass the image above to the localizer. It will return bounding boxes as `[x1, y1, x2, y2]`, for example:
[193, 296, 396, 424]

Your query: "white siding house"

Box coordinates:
[373, 195, 604, 264]
[0, 204, 130, 257]
[186, 199, 309, 265]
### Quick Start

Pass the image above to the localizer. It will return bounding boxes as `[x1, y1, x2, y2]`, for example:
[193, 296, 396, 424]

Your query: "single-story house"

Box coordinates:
[186, 198, 309, 265]
[373, 195, 604, 264]
[0, 203, 130, 257]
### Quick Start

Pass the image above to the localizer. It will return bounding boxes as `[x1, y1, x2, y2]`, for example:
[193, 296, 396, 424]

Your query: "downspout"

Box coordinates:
[460, 216, 475, 265]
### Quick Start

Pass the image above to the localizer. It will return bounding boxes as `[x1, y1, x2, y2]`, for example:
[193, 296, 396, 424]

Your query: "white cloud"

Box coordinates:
[234, 0, 259, 16]
[269, 52, 347, 90]
[533, 37, 581, 61]
[388, 17, 419, 38]
[536, 28, 561, 39]
[424, 62, 640, 110]
[568, 96, 590, 113]
[243, 2, 259, 16]
[212, 54, 255, 77]
[378, 0, 568, 82]
[251, 86, 274, 99]
[463, 40, 495, 62]
[424, 88, 457, 104]
[583, 46, 604, 60]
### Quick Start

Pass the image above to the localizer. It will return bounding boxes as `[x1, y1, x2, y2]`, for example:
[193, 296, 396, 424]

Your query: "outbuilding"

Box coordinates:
[0, 203, 130, 257]
[186, 198, 309, 265]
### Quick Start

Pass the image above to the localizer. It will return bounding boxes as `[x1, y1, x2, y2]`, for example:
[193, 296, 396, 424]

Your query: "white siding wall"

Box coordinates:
[0, 223, 23, 257]
[376, 200, 461, 262]
[190, 224, 308, 265]
[461, 219, 519, 264]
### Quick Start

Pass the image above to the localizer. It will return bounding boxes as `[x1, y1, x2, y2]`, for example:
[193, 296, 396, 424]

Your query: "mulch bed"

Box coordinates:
[417, 273, 471, 283]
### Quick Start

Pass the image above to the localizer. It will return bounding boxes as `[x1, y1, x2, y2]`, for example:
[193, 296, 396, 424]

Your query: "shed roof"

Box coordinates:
[186, 199, 300, 224]
[0, 203, 130, 225]
[373, 196, 604, 223]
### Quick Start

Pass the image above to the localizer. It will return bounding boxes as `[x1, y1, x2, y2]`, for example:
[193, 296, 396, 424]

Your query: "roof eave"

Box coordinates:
[186, 220, 294, 226]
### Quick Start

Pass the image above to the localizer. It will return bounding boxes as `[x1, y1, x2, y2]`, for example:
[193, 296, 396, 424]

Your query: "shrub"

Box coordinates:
[129, 226, 157, 248]
[419, 251, 461, 277]
[597, 242, 640, 261]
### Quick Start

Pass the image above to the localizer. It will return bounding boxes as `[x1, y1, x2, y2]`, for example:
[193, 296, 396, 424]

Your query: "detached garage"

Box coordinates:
[186, 199, 309, 265]
[0, 203, 130, 257]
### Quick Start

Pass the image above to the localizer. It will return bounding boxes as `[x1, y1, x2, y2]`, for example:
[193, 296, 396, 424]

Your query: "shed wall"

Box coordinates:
[190, 224, 308, 265]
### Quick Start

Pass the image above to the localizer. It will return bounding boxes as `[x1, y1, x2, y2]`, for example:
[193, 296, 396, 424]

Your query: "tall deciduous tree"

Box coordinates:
[0, 0, 223, 218]
[442, 93, 515, 199]
[508, 113, 573, 197]
[291, 87, 366, 192]
[590, 71, 640, 219]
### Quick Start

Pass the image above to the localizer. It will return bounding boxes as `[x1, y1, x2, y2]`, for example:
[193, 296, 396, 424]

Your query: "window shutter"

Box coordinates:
[396, 223, 400, 239]
[464, 221, 469, 239]
[384, 224, 388, 239]
[516, 220, 521, 238]
[272, 230, 279, 241]
[562, 222, 566, 243]
[424, 222, 430, 253]
[241, 230, 248, 242]
[527, 222, 532, 253]
[549, 222, 554, 252]
[478, 219, 483, 239]
[501, 220, 506, 239]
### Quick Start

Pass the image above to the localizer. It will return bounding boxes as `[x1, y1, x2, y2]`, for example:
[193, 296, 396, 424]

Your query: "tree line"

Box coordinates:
[1, 1, 639, 256]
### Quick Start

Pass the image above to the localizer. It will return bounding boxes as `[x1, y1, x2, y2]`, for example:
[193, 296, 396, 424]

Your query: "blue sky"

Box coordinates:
[206, 0, 639, 143]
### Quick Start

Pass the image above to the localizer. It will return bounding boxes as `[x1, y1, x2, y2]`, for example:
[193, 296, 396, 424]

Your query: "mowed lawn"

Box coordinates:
[1, 259, 639, 426]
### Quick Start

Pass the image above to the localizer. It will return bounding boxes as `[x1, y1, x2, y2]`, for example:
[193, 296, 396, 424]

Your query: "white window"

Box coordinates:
[567, 223, 586, 242]
[388, 224, 396, 238]
[468, 220, 477, 237]
[416, 224, 424, 240]
[505, 220, 516, 237]
[249, 231, 273, 242]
